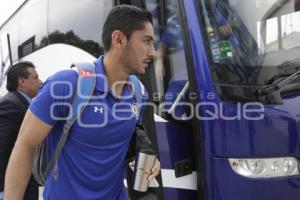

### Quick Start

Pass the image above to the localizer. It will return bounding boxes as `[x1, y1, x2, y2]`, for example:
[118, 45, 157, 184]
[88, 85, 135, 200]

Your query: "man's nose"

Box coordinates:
[148, 45, 156, 60]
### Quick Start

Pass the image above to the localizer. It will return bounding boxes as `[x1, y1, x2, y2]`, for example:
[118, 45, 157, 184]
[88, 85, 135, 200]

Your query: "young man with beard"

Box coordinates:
[4, 5, 159, 200]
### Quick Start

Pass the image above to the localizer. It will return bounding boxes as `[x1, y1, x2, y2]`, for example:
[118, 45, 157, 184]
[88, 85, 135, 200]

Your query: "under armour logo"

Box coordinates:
[94, 106, 104, 113]
[80, 69, 93, 77]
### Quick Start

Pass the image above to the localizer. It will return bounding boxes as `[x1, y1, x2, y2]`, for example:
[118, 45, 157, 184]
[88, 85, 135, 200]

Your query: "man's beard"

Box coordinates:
[121, 45, 138, 75]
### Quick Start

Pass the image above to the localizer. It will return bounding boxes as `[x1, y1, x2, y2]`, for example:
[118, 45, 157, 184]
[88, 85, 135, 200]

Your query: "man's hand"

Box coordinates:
[148, 159, 160, 181]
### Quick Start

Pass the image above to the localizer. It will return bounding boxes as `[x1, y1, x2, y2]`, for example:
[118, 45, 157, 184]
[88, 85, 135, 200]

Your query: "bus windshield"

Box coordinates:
[199, 0, 300, 101]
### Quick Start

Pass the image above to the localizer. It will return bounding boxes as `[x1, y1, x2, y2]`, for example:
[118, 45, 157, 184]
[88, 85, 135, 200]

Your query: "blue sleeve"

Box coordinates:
[29, 70, 78, 126]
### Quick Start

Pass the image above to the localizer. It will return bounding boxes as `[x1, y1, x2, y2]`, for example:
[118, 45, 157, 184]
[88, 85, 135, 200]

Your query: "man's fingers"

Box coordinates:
[148, 159, 160, 180]
[151, 160, 160, 173]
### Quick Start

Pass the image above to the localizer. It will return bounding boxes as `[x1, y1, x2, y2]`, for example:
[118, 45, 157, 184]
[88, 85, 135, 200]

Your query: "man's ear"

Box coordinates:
[18, 77, 25, 87]
[111, 30, 127, 48]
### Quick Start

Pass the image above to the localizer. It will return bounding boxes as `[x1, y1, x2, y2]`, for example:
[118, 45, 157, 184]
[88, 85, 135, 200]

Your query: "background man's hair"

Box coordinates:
[6, 61, 35, 92]
[102, 4, 153, 51]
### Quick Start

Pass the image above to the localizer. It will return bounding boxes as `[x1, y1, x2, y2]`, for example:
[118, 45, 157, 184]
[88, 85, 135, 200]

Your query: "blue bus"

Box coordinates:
[1, 0, 300, 199]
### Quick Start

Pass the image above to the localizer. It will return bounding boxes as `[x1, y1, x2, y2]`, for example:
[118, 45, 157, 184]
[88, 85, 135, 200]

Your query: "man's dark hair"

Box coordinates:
[296, 0, 300, 11]
[102, 5, 153, 51]
[6, 61, 35, 92]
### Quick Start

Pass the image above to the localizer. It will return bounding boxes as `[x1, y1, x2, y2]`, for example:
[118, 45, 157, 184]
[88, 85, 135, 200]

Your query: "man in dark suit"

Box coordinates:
[0, 62, 42, 200]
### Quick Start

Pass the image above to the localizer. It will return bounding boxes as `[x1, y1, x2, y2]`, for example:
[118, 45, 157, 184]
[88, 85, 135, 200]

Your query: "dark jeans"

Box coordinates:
[24, 176, 39, 200]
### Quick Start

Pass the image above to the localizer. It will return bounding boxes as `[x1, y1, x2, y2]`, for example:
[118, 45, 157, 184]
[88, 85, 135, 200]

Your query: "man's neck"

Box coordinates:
[103, 53, 129, 96]
[17, 89, 32, 103]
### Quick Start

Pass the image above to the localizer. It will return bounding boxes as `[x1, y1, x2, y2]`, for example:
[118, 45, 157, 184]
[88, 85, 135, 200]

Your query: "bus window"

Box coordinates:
[18, 0, 47, 58]
[48, 0, 113, 58]
[281, 11, 300, 50]
[145, 0, 191, 122]
[0, 16, 20, 63]
[0, 32, 11, 89]
[18, 36, 35, 58]
[199, 0, 300, 103]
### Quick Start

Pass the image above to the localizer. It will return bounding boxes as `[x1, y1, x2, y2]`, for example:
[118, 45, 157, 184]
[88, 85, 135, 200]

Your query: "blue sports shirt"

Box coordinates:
[30, 56, 142, 200]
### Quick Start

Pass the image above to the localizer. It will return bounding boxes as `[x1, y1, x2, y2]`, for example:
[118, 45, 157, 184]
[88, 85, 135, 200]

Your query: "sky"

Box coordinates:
[0, 0, 24, 27]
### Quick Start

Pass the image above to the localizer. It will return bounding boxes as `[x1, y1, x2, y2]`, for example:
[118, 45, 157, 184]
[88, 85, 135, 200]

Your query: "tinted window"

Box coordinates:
[0, 14, 21, 63]
[199, 0, 300, 102]
[18, 0, 47, 58]
[48, 0, 113, 57]
[143, 0, 191, 121]
[0, 32, 11, 88]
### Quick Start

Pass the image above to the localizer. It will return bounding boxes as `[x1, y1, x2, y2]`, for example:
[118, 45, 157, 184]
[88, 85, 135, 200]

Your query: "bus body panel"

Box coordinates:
[163, 188, 197, 200]
[213, 157, 300, 200]
[184, 0, 300, 199]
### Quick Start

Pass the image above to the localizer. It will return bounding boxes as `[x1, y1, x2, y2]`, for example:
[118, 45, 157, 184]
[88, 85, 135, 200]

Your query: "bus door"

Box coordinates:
[130, 0, 201, 200]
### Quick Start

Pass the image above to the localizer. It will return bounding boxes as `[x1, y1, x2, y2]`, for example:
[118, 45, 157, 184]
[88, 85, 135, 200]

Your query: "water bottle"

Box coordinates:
[133, 148, 156, 192]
